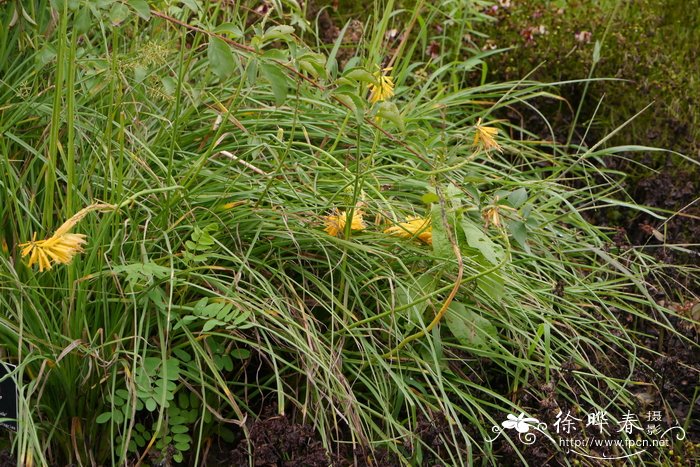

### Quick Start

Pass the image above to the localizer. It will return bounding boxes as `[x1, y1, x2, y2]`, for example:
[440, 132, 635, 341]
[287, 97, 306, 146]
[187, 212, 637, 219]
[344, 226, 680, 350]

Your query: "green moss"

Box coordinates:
[481, 0, 700, 157]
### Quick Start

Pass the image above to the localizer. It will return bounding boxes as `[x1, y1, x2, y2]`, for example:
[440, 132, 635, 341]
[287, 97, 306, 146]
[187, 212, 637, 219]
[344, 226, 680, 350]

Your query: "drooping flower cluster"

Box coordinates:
[20, 203, 115, 272]
[323, 209, 367, 237]
[367, 66, 395, 104]
[323, 208, 432, 246]
[384, 216, 432, 245]
[473, 117, 502, 153]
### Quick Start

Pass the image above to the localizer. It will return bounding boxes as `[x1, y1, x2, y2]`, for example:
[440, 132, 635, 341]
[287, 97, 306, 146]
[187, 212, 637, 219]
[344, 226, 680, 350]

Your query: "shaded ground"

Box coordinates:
[491, 99, 700, 465]
[205, 403, 455, 466]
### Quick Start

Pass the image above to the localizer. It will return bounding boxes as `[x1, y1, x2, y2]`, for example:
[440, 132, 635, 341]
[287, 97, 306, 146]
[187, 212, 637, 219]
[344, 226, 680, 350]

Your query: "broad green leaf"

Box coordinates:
[162, 358, 180, 380]
[444, 302, 497, 350]
[174, 443, 190, 452]
[332, 92, 355, 110]
[222, 355, 234, 371]
[202, 302, 222, 317]
[445, 183, 462, 204]
[376, 101, 404, 131]
[173, 315, 198, 330]
[421, 192, 439, 205]
[299, 55, 326, 78]
[261, 63, 288, 106]
[218, 426, 235, 443]
[95, 412, 112, 424]
[74, 7, 91, 33]
[246, 58, 258, 85]
[110, 393, 125, 406]
[202, 319, 224, 332]
[173, 433, 192, 444]
[178, 392, 189, 409]
[462, 183, 480, 203]
[172, 348, 191, 362]
[208, 37, 235, 80]
[439, 182, 464, 211]
[180, 0, 199, 12]
[214, 22, 243, 37]
[145, 397, 157, 412]
[146, 288, 166, 311]
[289, 12, 309, 31]
[395, 275, 434, 327]
[143, 357, 160, 375]
[230, 348, 251, 359]
[477, 270, 505, 302]
[262, 25, 295, 42]
[36, 44, 57, 68]
[109, 2, 130, 25]
[334, 77, 354, 87]
[215, 302, 234, 320]
[134, 435, 146, 447]
[134, 65, 147, 83]
[128, 0, 150, 20]
[343, 67, 375, 84]
[161, 76, 176, 95]
[508, 220, 529, 252]
[262, 48, 288, 61]
[460, 218, 504, 266]
[193, 297, 208, 313]
[230, 311, 254, 330]
[333, 89, 365, 125]
[508, 187, 528, 209]
[171, 424, 189, 434]
[430, 203, 453, 259]
[111, 409, 124, 424]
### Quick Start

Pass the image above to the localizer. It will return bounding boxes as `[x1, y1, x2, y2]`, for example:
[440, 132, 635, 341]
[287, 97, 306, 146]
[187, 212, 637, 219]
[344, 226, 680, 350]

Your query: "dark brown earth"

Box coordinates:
[226, 406, 331, 466]
[204, 403, 458, 466]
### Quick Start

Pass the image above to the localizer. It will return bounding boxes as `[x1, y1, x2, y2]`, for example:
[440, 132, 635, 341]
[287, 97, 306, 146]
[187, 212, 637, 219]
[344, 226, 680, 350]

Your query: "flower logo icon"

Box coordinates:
[502, 413, 540, 433]
[487, 412, 551, 444]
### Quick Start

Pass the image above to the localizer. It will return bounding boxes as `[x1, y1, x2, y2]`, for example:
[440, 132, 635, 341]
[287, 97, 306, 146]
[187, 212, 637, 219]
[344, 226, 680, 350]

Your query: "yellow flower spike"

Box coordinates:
[19, 203, 115, 271]
[323, 209, 367, 238]
[367, 66, 395, 104]
[473, 117, 502, 153]
[384, 216, 432, 245]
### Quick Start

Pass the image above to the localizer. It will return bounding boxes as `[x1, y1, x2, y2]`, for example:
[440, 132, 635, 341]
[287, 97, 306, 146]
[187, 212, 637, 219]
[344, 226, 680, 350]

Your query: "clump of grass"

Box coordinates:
[0, 1, 697, 465]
